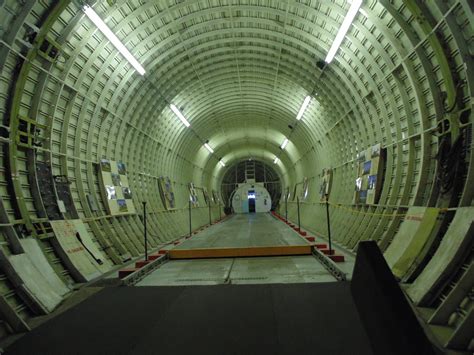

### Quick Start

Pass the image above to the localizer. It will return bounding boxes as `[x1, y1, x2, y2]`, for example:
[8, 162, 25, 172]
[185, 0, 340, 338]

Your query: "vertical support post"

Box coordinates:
[297, 196, 301, 231]
[189, 200, 192, 237]
[142, 201, 148, 261]
[285, 194, 288, 222]
[325, 194, 332, 254]
[209, 202, 212, 225]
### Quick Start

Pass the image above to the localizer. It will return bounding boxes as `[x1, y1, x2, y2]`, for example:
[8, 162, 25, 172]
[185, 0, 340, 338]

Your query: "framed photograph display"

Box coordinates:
[202, 189, 210, 206]
[353, 144, 385, 204]
[319, 168, 332, 202]
[189, 182, 199, 207]
[212, 190, 220, 204]
[158, 176, 176, 210]
[99, 160, 136, 215]
[301, 177, 309, 200]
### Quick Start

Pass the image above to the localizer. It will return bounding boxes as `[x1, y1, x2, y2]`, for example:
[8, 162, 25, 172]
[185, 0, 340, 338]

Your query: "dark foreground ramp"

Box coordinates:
[6, 283, 372, 355]
[351, 241, 438, 355]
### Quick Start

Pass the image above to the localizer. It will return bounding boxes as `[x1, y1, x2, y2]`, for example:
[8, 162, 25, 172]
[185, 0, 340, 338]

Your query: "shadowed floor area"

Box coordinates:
[6, 283, 372, 355]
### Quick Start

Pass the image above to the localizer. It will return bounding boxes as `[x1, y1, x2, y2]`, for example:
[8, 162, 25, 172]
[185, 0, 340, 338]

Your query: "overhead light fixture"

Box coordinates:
[204, 143, 214, 153]
[170, 104, 190, 127]
[83, 5, 145, 75]
[219, 160, 226, 167]
[324, 0, 362, 64]
[296, 96, 312, 121]
[273, 157, 279, 164]
[280, 138, 289, 150]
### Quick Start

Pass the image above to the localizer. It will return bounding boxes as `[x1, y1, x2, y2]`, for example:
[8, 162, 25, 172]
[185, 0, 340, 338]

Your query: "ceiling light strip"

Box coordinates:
[280, 138, 289, 150]
[219, 160, 226, 167]
[273, 157, 279, 164]
[204, 143, 214, 153]
[296, 96, 312, 121]
[170, 104, 191, 127]
[324, 0, 362, 63]
[83, 5, 145, 75]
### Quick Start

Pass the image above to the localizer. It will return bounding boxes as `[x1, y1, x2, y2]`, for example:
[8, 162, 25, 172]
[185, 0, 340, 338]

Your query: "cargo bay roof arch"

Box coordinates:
[0, 0, 473, 351]
[63, 0, 364, 183]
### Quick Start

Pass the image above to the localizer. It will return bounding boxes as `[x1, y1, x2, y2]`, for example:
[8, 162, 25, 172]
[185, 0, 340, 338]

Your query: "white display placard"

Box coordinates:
[100, 159, 136, 215]
[50, 220, 111, 281]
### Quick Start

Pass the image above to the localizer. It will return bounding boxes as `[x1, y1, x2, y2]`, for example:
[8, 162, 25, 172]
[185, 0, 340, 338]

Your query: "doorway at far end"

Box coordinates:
[248, 190, 256, 213]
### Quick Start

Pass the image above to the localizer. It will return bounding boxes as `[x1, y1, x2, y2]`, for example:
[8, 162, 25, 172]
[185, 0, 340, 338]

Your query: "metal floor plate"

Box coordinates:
[136, 213, 338, 286]
[135, 256, 336, 286]
[175, 213, 308, 249]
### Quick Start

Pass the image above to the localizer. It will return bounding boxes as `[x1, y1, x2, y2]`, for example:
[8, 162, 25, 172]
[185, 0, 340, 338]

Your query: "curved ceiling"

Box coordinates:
[1, 0, 471, 205]
[66, 0, 379, 181]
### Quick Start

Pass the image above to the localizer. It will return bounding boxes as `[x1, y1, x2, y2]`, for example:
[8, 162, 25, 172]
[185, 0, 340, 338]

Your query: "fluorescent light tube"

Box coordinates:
[296, 96, 312, 121]
[324, 0, 362, 63]
[204, 143, 214, 153]
[170, 104, 191, 127]
[219, 160, 226, 167]
[273, 157, 279, 164]
[83, 5, 145, 75]
[280, 138, 289, 150]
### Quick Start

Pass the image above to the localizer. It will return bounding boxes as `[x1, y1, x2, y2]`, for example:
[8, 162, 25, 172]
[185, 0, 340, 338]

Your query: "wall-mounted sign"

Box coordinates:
[353, 143, 385, 205]
[319, 168, 333, 202]
[189, 182, 199, 207]
[301, 177, 309, 200]
[99, 159, 136, 215]
[158, 176, 176, 210]
[212, 190, 220, 204]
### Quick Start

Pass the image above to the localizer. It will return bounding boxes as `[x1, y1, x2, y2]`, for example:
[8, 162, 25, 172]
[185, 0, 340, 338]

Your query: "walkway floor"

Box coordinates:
[176, 213, 308, 249]
[137, 213, 337, 286]
[5, 283, 373, 355]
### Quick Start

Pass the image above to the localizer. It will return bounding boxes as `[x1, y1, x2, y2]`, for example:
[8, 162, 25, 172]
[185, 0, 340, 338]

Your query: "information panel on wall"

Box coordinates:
[212, 190, 220, 204]
[158, 176, 176, 210]
[189, 182, 199, 207]
[353, 143, 385, 205]
[99, 159, 136, 215]
[202, 188, 210, 206]
[319, 168, 333, 202]
[301, 177, 309, 200]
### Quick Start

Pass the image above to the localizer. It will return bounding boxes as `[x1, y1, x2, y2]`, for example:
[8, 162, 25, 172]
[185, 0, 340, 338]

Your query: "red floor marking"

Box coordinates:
[320, 249, 335, 255]
[329, 254, 345, 262]
[135, 260, 152, 268]
[118, 268, 139, 279]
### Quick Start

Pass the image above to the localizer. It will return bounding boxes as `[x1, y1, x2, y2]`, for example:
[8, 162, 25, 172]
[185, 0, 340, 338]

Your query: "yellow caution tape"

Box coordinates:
[287, 200, 447, 218]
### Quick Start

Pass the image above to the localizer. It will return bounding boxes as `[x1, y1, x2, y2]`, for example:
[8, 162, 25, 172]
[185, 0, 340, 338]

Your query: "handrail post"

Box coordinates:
[325, 194, 332, 254]
[142, 201, 148, 261]
[189, 200, 192, 237]
[209, 202, 212, 225]
[297, 196, 301, 231]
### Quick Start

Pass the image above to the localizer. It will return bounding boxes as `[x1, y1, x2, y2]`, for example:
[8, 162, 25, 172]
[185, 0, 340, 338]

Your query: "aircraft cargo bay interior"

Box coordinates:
[0, 1, 473, 354]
